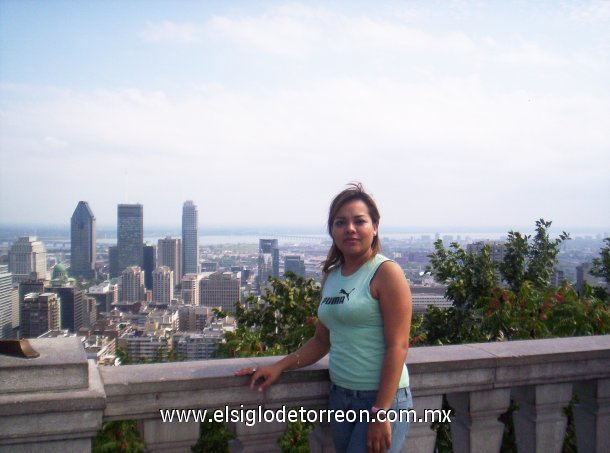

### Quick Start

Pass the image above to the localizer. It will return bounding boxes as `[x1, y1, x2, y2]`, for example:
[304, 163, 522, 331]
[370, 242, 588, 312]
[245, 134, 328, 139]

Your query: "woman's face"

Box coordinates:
[331, 199, 378, 258]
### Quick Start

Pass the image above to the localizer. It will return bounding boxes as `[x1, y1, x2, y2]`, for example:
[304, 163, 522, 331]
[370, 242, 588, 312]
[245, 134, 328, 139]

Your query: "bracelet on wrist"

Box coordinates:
[292, 352, 301, 367]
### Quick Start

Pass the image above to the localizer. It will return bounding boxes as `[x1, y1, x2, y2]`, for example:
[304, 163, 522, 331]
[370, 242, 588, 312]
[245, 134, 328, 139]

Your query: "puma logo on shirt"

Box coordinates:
[321, 288, 356, 305]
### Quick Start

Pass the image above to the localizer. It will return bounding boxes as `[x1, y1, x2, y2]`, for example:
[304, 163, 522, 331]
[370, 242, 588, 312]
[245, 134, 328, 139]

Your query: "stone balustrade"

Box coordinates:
[1, 335, 609, 452]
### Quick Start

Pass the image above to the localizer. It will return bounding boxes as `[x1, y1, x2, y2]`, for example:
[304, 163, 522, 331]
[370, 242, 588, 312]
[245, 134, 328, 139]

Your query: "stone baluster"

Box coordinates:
[573, 379, 610, 453]
[137, 418, 200, 453]
[308, 420, 335, 453]
[402, 394, 444, 453]
[229, 419, 286, 452]
[511, 383, 572, 453]
[446, 389, 511, 453]
[0, 338, 105, 453]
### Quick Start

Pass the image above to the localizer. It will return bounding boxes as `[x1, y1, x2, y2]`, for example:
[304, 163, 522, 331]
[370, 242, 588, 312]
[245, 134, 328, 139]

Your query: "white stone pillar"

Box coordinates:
[137, 418, 200, 453]
[511, 383, 572, 453]
[229, 420, 285, 453]
[308, 421, 335, 453]
[402, 394, 443, 453]
[0, 338, 105, 452]
[446, 389, 510, 453]
[573, 379, 610, 453]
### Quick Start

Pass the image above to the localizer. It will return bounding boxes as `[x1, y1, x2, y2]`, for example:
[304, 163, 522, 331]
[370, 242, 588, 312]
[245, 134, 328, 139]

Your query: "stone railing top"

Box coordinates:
[95, 335, 610, 420]
[100, 355, 330, 397]
[407, 335, 610, 395]
[2, 335, 608, 422]
[0, 337, 88, 394]
[407, 335, 610, 372]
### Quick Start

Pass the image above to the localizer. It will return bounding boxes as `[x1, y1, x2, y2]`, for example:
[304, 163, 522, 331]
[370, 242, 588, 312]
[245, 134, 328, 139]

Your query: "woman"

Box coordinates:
[235, 183, 413, 453]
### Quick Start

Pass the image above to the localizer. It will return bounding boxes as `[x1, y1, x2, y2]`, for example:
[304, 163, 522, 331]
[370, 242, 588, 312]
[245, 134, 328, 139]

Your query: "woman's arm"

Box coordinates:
[235, 320, 330, 391]
[235, 273, 331, 392]
[368, 260, 412, 451]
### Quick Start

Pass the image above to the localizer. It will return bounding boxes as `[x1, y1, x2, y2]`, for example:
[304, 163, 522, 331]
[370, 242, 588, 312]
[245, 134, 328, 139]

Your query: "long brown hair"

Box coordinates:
[322, 182, 381, 274]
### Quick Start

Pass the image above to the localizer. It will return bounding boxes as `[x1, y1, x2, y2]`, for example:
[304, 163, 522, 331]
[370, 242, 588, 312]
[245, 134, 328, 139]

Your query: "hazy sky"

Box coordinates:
[1, 0, 609, 231]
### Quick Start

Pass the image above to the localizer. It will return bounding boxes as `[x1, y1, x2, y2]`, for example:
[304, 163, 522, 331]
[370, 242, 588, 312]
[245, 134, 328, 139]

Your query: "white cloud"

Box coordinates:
[559, 0, 610, 23]
[493, 43, 570, 67]
[207, 4, 475, 57]
[1, 76, 608, 227]
[1, 3, 609, 228]
[208, 14, 322, 57]
[139, 21, 202, 43]
[42, 136, 67, 148]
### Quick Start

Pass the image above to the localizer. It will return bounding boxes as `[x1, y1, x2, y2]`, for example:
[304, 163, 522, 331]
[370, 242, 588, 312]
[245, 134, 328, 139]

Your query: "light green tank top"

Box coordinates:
[318, 254, 409, 390]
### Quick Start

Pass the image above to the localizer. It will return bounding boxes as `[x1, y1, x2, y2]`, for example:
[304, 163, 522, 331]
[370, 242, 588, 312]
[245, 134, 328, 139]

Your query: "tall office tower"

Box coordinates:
[21, 292, 60, 338]
[257, 239, 279, 293]
[143, 244, 156, 290]
[0, 265, 13, 339]
[152, 266, 174, 304]
[157, 237, 182, 281]
[200, 272, 241, 314]
[466, 241, 506, 263]
[182, 200, 199, 276]
[70, 201, 96, 279]
[178, 305, 212, 331]
[117, 204, 144, 273]
[88, 282, 114, 314]
[576, 262, 608, 292]
[83, 296, 97, 328]
[181, 273, 202, 305]
[284, 255, 306, 278]
[47, 284, 84, 333]
[467, 241, 505, 282]
[201, 262, 218, 272]
[18, 278, 45, 306]
[120, 266, 145, 303]
[108, 245, 119, 278]
[8, 236, 48, 283]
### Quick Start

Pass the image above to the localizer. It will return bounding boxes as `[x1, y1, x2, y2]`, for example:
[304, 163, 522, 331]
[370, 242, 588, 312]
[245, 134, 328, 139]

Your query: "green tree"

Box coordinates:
[214, 272, 321, 451]
[191, 414, 234, 453]
[421, 219, 602, 344]
[115, 347, 132, 365]
[421, 220, 608, 451]
[92, 420, 144, 453]
[590, 237, 610, 290]
[216, 272, 320, 358]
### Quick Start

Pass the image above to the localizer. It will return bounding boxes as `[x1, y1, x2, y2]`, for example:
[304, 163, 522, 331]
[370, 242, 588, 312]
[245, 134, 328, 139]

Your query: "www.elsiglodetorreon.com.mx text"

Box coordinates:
[160, 405, 452, 427]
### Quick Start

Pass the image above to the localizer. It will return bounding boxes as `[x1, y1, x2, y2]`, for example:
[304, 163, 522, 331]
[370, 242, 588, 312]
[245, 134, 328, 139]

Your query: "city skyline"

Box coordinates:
[1, 1, 609, 230]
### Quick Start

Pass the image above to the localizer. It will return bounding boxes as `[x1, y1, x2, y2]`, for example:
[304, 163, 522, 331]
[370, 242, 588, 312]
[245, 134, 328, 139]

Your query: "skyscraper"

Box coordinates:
[200, 272, 241, 314]
[8, 236, 48, 283]
[257, 239, 279, 293]
[20, 292, 60, 338]
[152, 266, 174, 304]
[182, 200, 199, 276]
[143, 244, 156, 290]
[158, 237, 182, 281]
[120, 266, 145, 303]
[70, 201, 96, 279]
[108, 245, 119, 279]
[181, 273, 202, 305]
[0, 265, 14, 339]
[47, 284, 84, 333]
[284, 255, 306, 278]
[117, 204, 143, 273]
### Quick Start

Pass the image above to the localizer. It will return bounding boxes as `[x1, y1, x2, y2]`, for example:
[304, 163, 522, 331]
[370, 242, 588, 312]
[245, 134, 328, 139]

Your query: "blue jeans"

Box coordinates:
[328, 384, 413, 453]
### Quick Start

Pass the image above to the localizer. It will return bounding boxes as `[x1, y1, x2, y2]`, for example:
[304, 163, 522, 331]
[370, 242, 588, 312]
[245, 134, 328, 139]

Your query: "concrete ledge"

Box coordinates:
[0, 337, 88, 394]
[101, 355, 330, 420]
[0, 360, 105, 446]
[2, 335, 609, 453]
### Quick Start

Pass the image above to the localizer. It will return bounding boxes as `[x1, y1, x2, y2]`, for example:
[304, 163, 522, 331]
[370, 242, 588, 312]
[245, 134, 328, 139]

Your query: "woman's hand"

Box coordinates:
[234, 363, 284, 392]
[367, 418, 392, 453]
